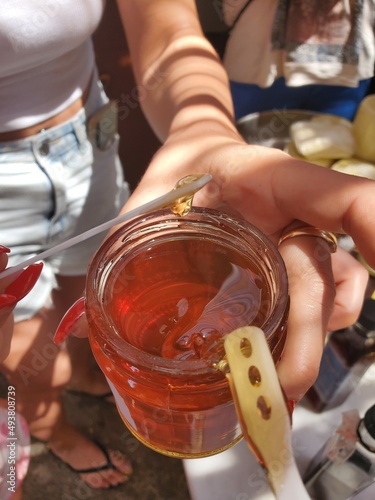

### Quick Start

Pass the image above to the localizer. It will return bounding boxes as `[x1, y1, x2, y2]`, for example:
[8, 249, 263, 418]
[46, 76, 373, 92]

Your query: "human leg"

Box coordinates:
[1, 299, 132, 488]
[54, 274, 112, 397]
[0, 74, 131, 488]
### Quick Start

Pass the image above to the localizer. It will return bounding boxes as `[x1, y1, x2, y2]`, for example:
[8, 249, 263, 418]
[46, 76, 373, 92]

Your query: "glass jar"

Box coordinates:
[84, 207, 289, 458]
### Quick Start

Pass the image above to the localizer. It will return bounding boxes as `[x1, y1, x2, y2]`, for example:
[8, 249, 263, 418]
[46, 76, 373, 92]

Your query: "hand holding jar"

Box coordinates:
[119, 142, 371, 404]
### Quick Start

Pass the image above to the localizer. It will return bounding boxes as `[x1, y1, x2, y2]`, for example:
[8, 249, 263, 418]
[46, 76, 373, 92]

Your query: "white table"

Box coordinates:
[184, 365, 375, 500]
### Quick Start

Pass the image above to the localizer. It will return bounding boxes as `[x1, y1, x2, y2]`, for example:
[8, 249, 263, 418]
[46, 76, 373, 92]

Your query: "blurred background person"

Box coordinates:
[196, 0, 375, 120]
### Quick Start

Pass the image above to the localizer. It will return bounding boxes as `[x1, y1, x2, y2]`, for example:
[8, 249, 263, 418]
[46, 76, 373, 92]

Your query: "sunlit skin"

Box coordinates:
[114, 0, 373, 401]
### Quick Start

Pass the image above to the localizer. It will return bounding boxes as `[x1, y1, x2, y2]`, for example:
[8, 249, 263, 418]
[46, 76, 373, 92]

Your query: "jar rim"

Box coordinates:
[86, 207, 289, 375]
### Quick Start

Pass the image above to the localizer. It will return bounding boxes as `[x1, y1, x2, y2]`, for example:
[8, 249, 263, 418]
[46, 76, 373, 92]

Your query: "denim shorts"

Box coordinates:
[0, 71, 130, 321]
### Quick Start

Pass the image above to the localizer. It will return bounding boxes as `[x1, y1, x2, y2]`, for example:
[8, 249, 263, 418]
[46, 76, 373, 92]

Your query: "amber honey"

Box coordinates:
[107, 238, 270, 359]
[86, 208, 289, 458]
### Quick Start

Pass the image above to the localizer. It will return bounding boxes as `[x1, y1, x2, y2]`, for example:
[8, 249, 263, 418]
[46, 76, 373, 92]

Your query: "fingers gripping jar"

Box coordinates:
[85, 207, 289, 458]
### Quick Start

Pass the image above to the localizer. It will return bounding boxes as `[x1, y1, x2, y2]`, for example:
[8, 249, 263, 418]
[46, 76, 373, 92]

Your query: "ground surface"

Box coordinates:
[23, 391, 191, 500]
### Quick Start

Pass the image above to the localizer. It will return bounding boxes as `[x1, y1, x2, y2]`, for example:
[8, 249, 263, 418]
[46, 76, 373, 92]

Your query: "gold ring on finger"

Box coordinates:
[278, 226, 338, 253]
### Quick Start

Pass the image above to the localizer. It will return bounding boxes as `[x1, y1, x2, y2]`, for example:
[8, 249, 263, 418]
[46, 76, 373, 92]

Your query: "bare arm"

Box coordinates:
[116, 0, 237, 141]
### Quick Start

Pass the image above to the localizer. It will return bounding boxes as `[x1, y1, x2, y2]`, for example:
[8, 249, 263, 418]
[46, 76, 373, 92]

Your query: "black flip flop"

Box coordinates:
[48, 440, 130, 483]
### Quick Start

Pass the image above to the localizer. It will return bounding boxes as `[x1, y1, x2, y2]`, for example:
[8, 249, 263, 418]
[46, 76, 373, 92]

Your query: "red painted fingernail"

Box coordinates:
[54, 297, 86, 344]
[0, 245, 10, 254]
[288, 399, 297, 414]
[5, 263, 43, 302]
[0, 294, 18, 309]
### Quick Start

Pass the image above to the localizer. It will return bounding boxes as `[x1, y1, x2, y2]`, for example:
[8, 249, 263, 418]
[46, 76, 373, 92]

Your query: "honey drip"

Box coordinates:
[170, 174, 205, 216]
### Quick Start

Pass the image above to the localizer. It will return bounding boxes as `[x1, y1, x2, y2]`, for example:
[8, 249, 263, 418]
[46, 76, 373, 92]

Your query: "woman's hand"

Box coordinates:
[0, 246, 43, 362]
[121, 131, 373, 401]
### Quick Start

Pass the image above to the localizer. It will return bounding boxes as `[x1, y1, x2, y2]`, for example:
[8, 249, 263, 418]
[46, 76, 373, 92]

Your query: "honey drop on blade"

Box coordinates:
[170, 195, 193, 216]
[170, 174, 206, 216]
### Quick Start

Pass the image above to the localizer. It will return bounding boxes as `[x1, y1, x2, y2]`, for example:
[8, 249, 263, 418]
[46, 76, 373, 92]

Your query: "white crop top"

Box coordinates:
[0, 0, 106, 132]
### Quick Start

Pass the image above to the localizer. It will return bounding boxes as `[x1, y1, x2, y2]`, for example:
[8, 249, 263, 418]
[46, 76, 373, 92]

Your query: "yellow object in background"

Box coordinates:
[357, 252, 375, 278]
[290, 115, 355, 160]
[284, 141, 333, 167]
[353, 95, 375, 162]
[331, 157, 375, 180]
